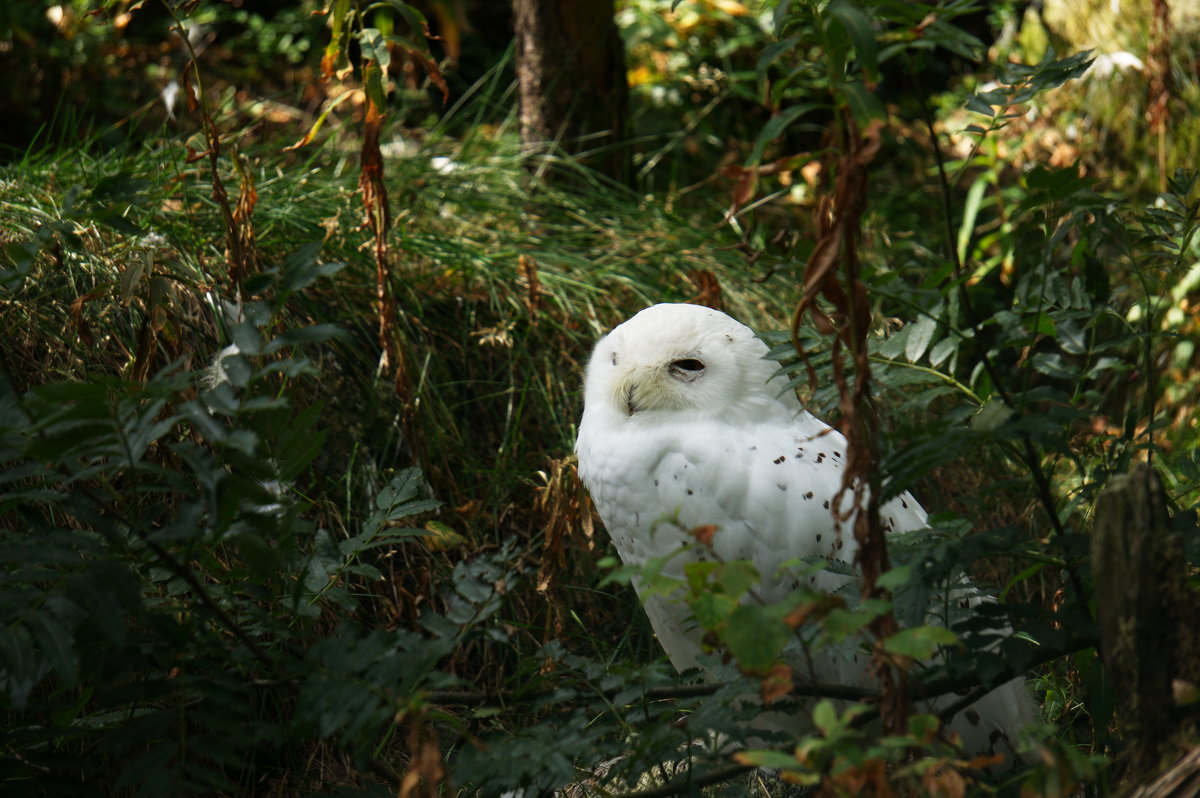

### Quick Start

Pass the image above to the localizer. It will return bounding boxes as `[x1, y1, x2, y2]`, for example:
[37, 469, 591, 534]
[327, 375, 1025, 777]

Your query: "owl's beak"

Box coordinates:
[611, 364, 666, 416]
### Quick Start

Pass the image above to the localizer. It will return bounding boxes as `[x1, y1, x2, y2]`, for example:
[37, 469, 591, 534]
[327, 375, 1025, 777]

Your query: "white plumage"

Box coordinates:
[575, 303, 1033, 763]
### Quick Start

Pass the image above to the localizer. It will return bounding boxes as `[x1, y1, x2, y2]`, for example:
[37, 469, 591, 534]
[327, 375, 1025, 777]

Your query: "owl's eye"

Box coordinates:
[669, 358, 705, 381]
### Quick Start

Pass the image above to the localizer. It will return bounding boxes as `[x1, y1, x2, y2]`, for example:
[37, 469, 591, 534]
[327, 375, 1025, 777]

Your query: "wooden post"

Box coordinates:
[1092, 464, 1200, 779]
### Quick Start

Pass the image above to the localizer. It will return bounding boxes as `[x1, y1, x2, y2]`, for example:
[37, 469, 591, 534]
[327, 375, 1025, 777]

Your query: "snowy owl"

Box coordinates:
[575, 303, 1033, 763]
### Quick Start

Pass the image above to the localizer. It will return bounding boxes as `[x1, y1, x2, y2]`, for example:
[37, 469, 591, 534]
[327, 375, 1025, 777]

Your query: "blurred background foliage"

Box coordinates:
[2, 0, 1200, 795]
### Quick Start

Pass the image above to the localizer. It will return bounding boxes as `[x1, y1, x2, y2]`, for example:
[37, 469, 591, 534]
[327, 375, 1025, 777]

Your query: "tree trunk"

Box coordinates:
[511, 0, 629, 183]
[1092, 464, 1200, 780]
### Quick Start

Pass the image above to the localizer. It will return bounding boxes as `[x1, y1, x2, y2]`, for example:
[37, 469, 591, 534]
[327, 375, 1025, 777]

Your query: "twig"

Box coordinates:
[425, 680, 878, 707]
[612, 763, 755, 798]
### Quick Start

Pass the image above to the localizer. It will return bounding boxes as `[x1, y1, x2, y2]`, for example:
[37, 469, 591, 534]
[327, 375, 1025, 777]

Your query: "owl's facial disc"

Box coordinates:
[614, 351, 710, 415]
[587, 303, 785, 420]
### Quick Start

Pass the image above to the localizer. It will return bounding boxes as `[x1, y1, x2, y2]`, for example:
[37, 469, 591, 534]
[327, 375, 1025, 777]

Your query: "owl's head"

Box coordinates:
[582, 303, 799, 420]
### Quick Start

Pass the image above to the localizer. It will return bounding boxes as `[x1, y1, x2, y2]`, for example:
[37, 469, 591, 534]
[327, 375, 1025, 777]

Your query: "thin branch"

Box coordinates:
[612, 763, 755, 798]
[425, 679, 877, 707]
[428, 635, 1094, 713]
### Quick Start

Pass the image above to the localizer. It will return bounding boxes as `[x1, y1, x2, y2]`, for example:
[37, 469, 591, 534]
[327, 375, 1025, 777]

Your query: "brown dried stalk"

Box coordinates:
[789, 116, 909, 735]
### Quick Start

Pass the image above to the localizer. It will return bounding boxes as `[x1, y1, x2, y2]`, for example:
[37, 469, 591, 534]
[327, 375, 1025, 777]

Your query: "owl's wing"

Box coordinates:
[644, 411, 927, 587]
[580, 409, 927, 672]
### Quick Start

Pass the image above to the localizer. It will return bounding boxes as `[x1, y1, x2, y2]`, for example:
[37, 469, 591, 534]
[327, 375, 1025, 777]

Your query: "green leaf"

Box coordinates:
[879, 325, 910, 359]
[361, 58, 387, 112]
[956, 174, 988, 264]
[812, 699, 837, 733]
[319, 0, 352, 81]
[821, 607, 877, 641]
[971, 400, 1014, 431]
[745, 103, 823, 167]
[1031, 352, 1076, 379]
[876, 565, 912, 591]
[641, 555, 685, 596]
[965, 93, 997, 117]
[265, 324, 348, 352]
[716, 560, 761, 599]
[690, 591, 738, 630]
[722, 604, 791, 670]
[904, 316, 937, 363]
[828, 0, 878, 82]
[929, 337, 957, 368]
[736, 749, 805, 770]
[26, 610, 80, 686]
[277, 241, 345, 296]
[839, 80, 884, 123]
[357, 27, 391, 70]
[756, 36, 801, 78]
[883, 625, 958, 659]
[377, 0, 434, 51]
[683, 559, 720, 591]
[1056, 317, 1088, 355]
[1025, 165, 1092, 199]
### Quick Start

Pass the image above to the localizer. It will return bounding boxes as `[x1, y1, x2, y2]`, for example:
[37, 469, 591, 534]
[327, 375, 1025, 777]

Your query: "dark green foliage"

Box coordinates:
[0, 245, 454, 794]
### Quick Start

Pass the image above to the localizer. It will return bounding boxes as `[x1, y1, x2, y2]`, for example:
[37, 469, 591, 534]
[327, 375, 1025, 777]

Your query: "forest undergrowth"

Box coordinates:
[3, 1, 1200, 796]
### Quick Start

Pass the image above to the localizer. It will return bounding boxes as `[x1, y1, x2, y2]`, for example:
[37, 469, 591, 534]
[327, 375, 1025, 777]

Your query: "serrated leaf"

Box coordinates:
[723, 604, 791, 670]
[684, 559, 720, 590]
[717, 560, 760, 598]
[820, 607, 876, 641]
[883, 625, 958, 659]
[876, 565, 912, 591]
[690, 591, 738, 630]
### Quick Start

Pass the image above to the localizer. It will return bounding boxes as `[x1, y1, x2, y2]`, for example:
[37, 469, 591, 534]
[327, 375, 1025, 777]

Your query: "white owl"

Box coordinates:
[575, 303, 1033, 763]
